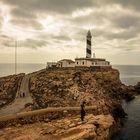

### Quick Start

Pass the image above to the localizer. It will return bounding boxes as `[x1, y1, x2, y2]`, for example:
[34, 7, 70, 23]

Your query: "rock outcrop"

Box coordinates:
[0, 73, 25, 108]
[29, 68, 124, 115]
[0, 114, 116, 140]
[119, 83, 140, 101]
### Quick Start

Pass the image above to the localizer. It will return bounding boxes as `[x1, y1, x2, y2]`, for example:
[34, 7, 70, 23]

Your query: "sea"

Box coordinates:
[0, 63, 46, 77]
[113, 65, 140, 140]
[0, 64, 140, 139]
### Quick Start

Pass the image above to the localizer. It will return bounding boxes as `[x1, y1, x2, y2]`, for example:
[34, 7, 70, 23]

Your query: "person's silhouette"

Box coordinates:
[23, 92, 25, 97]
[80, 101, 86, 121]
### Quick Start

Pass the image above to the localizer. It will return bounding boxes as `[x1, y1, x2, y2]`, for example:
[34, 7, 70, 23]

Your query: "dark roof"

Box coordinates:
[58, 59, 75, 63]
[87, 30, 92, 37]
[75, 58, 106, 61]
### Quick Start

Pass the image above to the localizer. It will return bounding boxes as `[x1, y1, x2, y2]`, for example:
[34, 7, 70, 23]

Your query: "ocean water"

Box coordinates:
[113, 65, 140, 86]
[0, 63, 46, 77]
[112, 97, 140, 140]
[112, 65, 140, 140]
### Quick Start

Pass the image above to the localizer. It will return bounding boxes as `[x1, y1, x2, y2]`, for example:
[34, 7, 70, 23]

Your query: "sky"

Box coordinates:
[0, 0, 140, 65]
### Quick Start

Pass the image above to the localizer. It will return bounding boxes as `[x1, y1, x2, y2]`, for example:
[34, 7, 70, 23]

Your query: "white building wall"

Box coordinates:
[75, 60, 92, 67]
[69, 63, 75, 67]
[56, 59, 110, 68]
[57, 60, 75, 67]
[87, 60, 92, 66]
[75, 59, 110, 67]
[91, 61, 110, 66]
[62, 61, 68, 67]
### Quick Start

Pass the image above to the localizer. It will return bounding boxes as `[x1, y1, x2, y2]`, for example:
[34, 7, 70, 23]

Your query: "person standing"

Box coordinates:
[23, 92, 25, 97]
[80, 101, 86, 121]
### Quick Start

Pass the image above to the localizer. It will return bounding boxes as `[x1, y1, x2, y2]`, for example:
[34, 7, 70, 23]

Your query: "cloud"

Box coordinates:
[11, 7, 37, 19]
[94, 27, 140, 40]
[3, 0, 140, 13]
[10, 18, 43, 30]
[0, 10, 3, 29]
[109, 11, 140, 30]
[0, 35, 14, 47]
[111, 0, 140, 11]
[1, 0, 140, 64]
[2, 0, 95, 15]
[70, 5, 140, 41]
[19, 38, 48, 49]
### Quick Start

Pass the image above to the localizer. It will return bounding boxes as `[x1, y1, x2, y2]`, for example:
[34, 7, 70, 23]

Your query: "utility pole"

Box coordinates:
[15, 40, 17, 74]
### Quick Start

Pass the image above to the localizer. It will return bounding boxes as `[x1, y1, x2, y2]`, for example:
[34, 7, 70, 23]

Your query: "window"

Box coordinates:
[83, 62, 84, 65]
[77, 62, 78, 64]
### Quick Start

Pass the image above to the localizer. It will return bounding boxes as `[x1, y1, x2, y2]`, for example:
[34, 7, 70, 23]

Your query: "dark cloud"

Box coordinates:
[20, 38, 47, 49]
[93, 27, 140, 40]
[0, 35, 14, 47]
[111, 0, 140, 11]
[3, 0, 140, 13]
[71, 10, 106, 27]
[89, 0, 140, 12]
[10, 18, 43, 30]
[110, 13, 140, 29]
[0, 35, 47, 49]
[71, 7, 140, 40]
[2, 0, 95, 14]
[52, 34, 71, 42]
[11, 7, 37, 19]
[1, 0, 140, 55]
[106, 29, 139, 40]
[37, 33, 72, 45]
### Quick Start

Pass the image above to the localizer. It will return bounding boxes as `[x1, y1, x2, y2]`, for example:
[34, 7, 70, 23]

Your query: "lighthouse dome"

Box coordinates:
[87, 30, 92, 37]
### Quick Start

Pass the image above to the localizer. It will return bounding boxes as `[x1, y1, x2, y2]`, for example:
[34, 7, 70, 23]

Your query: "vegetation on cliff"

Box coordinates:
[0, 73, 25, 108]
[29, 68, 126, 118]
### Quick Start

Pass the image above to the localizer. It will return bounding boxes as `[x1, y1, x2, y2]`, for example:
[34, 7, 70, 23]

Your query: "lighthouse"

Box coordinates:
[86, 30, 92, 58]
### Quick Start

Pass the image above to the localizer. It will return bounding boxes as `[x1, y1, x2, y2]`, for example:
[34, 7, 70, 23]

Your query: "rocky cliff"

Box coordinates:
[29, 68, 126, 116]
[0, 68, 134, 140]
[0, 73, 25, 108]
[0, 114, 116, 140]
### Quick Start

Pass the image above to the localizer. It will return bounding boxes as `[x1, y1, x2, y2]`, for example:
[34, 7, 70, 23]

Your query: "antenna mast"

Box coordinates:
[15, 40, 17, 74]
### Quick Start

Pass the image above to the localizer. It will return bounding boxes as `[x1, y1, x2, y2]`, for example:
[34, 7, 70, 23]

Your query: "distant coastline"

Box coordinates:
[1, 63, 140, 85]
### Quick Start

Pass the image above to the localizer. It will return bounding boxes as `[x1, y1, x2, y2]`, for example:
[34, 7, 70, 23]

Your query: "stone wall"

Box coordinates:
[0, 106, 96, 128]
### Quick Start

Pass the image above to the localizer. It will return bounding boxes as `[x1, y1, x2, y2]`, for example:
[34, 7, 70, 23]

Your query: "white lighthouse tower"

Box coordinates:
[86, 30, 92, 58]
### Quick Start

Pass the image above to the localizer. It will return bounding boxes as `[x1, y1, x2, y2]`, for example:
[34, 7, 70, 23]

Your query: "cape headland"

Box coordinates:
[0, 67, 140, 140]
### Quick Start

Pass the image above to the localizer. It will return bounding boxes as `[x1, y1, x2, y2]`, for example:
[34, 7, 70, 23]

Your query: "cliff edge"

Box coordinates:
[1, 67, 136, 140]
[29, 68, 123, 115]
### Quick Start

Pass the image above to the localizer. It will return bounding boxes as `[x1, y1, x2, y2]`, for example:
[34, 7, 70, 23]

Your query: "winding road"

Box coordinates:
[0, 74, 33, 116]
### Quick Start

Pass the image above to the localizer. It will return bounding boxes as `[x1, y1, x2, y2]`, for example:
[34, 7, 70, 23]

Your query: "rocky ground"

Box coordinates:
[0, 73, 25, 108]
[0, 114, 116, 140]
[121, 82, 140, 101]
[29, 68, 129, 116]
[1, 68, 140, 140]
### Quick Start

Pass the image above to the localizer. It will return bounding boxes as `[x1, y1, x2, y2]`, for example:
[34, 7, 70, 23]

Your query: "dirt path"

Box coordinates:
[0, 75, 33, 116]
